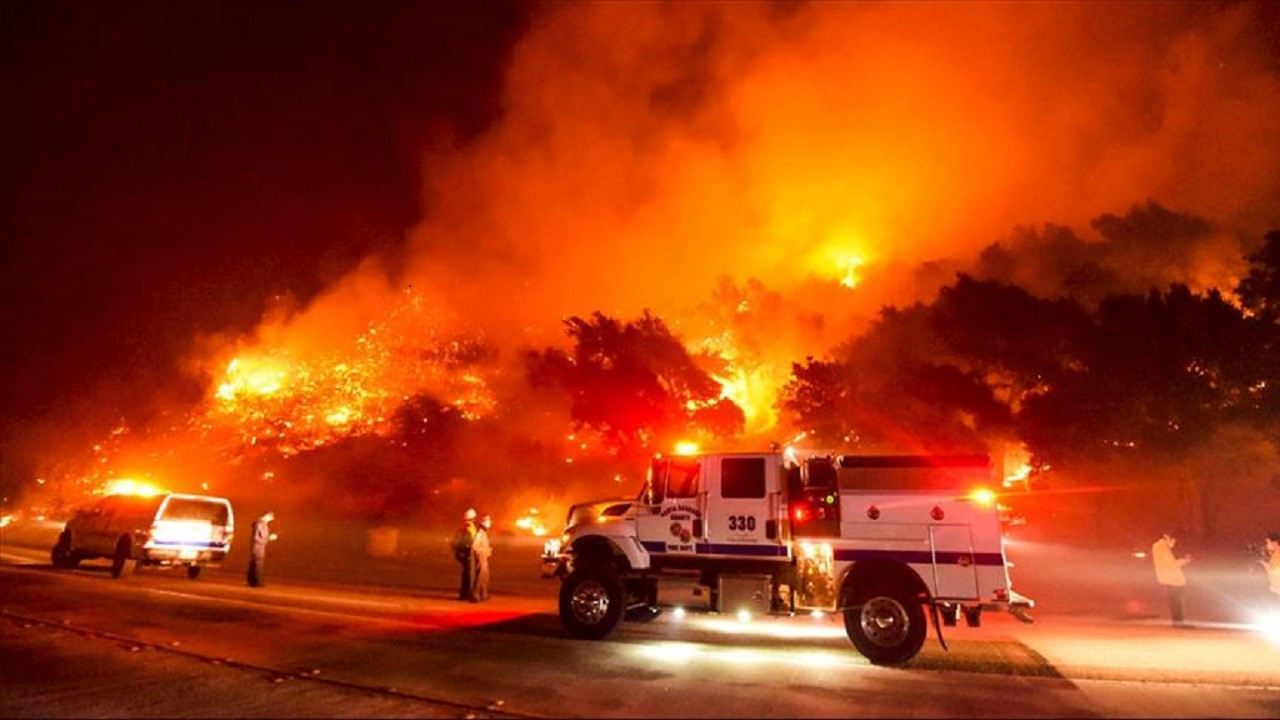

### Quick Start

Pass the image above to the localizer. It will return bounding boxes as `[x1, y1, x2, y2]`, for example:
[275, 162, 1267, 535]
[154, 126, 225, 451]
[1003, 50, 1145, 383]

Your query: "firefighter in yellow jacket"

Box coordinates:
[1260, 531, 1280, 602]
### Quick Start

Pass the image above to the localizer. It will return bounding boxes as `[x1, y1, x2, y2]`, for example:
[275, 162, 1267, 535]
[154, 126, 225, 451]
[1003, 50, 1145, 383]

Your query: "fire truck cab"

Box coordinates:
[543, 450, 1032, 665]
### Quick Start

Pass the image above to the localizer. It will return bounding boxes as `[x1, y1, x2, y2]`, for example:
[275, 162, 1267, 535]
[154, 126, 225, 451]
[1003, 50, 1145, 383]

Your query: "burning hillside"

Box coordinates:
[205, 286, 498, 456]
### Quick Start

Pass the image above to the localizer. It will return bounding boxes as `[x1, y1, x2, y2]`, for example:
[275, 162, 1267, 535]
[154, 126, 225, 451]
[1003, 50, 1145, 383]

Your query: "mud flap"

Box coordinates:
[928, 602, 949, 652]
[1008, 589, 1036, 624]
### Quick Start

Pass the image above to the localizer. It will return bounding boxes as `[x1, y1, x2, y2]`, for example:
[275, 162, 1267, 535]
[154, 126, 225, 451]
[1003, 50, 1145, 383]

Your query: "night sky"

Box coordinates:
[4, 1, 1280, 504]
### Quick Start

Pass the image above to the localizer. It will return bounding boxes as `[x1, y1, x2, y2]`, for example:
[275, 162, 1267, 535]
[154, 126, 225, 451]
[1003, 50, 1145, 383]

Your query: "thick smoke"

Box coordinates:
[205, 0, 1280, 395]
[394, 1, 1280, 333]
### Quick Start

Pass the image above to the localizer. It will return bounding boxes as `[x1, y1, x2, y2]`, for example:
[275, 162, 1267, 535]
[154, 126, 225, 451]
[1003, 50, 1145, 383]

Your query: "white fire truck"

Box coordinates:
[542, 450, 1033, 665]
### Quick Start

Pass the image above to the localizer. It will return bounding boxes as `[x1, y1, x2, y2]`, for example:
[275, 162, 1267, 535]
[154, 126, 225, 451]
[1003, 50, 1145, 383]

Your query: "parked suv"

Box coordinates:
[51, 492, 235, 579]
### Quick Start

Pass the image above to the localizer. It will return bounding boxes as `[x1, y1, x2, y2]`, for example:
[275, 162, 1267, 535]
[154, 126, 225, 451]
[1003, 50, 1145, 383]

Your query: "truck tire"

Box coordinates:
[559, 566, 624, 640]
[51, 533, 79, 569]
[186, 565, 202, 580]
[843, 583, 926, 666]
[110, 537, 136, 579]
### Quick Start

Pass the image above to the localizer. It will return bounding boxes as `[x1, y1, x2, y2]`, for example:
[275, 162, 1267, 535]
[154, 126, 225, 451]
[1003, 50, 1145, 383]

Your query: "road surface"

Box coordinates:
[2, 522, 1278, 718]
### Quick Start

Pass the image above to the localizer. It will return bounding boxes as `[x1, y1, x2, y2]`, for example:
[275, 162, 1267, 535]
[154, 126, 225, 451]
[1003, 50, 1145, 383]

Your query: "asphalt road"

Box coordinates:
[2, 525, 1279, 718]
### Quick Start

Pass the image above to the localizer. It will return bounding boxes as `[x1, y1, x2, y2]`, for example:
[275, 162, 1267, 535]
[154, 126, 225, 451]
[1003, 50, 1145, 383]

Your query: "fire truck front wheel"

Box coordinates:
[843, 585, 927, 666]
[559, 566, 624, 640]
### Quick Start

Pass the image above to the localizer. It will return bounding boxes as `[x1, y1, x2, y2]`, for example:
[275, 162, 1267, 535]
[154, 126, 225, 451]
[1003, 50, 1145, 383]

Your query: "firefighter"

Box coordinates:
[1260, 532, 1280, 601]
[246, 511, 276, 588]
[452, 508, 478, 600]
[1151, 529, 1192, 626]
[471, 514, 493, 602]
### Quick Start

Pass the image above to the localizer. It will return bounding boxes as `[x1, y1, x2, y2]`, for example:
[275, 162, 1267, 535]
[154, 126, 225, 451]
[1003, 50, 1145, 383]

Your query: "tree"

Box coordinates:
[1235, 230, 1280, 322]
[524, 311, 744, 458]
[780, 295, 1015, 453]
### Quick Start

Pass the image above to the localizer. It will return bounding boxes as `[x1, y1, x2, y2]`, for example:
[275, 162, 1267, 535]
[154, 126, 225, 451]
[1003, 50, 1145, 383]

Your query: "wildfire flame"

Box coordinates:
[514, 507, 549, 537]
[204, 288, 498, 457]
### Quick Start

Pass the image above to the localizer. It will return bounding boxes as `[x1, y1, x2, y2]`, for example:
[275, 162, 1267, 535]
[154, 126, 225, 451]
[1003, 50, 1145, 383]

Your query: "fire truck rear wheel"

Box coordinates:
[186, 565, 202, 580]
[843, 585, 926, 666]
[560, 566, 624, 640]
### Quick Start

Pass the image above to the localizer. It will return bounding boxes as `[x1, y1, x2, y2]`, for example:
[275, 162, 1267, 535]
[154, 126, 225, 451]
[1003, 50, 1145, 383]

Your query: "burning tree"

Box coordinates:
[525, 311, 745, 460]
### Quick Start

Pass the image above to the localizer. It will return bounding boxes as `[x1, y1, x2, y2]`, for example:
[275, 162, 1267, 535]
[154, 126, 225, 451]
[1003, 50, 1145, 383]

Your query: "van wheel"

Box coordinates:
[110, 538, 136, 579]
[51, 533, 79, 569]
[559, 566, 624, 640]
[843, 584, 926, 666]
[186, 565, 202, 580]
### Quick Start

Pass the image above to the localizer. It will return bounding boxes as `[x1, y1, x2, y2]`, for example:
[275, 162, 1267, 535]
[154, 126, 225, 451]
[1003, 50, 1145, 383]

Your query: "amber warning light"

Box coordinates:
[968, 488, 997, 507]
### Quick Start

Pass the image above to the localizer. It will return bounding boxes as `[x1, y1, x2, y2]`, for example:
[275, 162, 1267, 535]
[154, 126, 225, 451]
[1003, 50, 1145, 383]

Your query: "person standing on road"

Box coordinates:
[471, 514, 493, 602]
[452, 508, 478, 601]
[247, 511, 276, 588]
[1260, 531, 1280, 602]
[1152, 529, 1192, 625]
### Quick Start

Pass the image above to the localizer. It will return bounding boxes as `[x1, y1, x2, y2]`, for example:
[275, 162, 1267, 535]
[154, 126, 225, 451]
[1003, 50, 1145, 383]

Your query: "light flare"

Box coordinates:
[102, 478, 165, 497]
[969, 487, 997, 507]
[674, 441, 700, 456]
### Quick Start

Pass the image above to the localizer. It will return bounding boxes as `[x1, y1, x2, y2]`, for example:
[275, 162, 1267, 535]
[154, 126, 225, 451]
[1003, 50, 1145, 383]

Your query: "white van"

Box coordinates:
[52, 492, 235, 579]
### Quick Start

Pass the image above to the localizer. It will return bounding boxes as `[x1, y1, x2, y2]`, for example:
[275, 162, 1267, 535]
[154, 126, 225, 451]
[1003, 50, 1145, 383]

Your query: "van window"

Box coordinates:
[721, 457, 765, 499]
[161, 498, 229, 525]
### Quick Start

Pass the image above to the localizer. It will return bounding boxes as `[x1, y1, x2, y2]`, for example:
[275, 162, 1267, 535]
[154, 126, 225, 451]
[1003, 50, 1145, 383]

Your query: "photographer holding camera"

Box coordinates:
[1152, 528, 1193, 626]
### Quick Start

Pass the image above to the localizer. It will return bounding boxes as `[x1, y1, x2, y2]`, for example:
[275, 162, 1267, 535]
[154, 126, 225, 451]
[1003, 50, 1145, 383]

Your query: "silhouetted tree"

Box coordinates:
[525, 311, 744, 458]
[1234, 230, 1280, 322]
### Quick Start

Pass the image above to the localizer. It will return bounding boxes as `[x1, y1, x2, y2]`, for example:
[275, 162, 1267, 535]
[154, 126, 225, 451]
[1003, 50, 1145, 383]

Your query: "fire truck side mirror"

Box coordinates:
[692, 519, 703, 539]
[765, 519, 778, 539]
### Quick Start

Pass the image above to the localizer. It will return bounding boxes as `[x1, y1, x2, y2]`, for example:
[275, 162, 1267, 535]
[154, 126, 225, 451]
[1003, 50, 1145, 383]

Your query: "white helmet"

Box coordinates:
[463, 508, 477, 521]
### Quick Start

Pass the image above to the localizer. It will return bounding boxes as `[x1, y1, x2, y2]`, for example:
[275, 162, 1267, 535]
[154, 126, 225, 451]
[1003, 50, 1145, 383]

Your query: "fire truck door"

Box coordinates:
[703, 456, 781, 556]
[929, 525, 979, 599]
[637, 458, 701, 555]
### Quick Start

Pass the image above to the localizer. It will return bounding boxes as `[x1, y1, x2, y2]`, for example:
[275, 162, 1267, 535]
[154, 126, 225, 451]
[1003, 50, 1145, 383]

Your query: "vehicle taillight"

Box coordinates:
[792, 504, 810, 523]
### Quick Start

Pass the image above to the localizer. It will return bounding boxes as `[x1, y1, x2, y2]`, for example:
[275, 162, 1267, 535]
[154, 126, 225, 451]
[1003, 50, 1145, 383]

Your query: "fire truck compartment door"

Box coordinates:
[929, 524, 979, 599]
[703, 456, 784, 558]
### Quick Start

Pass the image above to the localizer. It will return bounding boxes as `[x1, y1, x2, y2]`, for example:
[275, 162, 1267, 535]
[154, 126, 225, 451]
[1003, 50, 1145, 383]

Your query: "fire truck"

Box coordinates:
[542, 449, 1033, 665]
